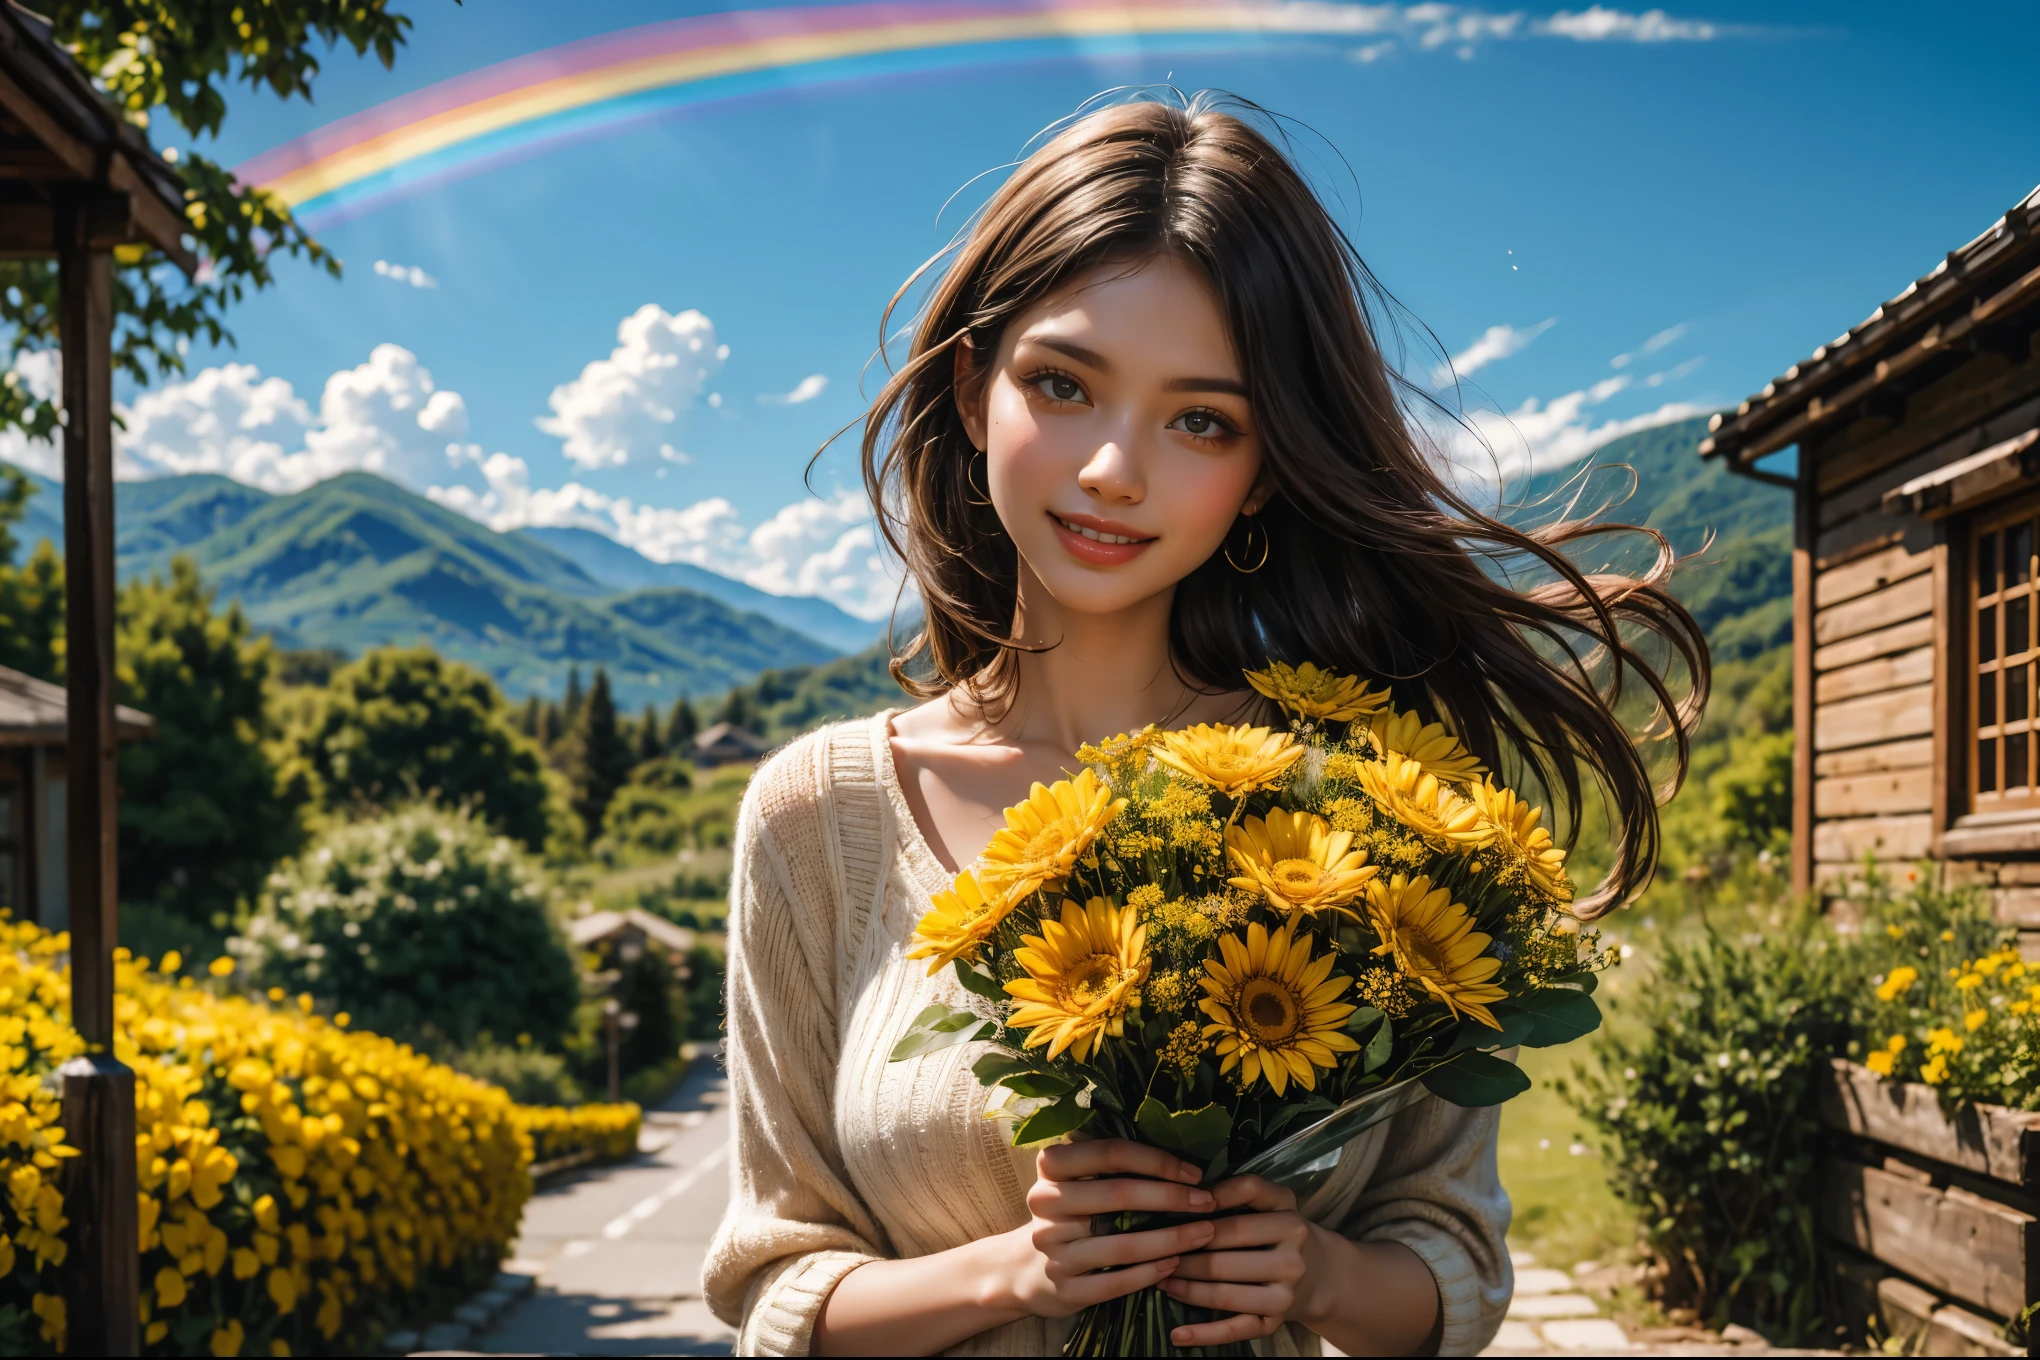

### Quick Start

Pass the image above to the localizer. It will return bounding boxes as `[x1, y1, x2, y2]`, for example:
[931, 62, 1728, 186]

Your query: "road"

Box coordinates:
[476, 1060, 735, 1355]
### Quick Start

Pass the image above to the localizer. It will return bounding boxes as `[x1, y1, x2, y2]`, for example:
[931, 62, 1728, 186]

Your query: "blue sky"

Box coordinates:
[18, 1, 2035, 619]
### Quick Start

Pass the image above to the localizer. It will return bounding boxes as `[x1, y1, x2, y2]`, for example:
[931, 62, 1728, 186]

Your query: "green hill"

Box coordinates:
[1504, 414, 1791, 661]
[3, 466, 835, 707]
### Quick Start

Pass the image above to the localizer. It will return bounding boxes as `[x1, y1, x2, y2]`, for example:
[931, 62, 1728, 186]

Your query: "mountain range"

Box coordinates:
[2, 464, 880, 709]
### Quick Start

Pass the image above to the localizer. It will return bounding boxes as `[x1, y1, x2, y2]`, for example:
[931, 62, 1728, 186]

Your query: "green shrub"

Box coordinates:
[1561, 898, 1853, 1342]
[450, 1036, 586, 1106]
[234, 803, 580, 1052]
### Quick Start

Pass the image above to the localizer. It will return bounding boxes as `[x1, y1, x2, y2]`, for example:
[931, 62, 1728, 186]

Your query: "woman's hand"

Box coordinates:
[992, 1138, 1221, 1319]
[1156, 1173, 1315, 1346]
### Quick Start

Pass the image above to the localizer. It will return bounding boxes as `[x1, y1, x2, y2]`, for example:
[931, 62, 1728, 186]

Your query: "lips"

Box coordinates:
[1049, 511, 1156, 566]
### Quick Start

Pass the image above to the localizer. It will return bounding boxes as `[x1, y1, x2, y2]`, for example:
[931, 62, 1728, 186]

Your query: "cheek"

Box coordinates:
[982, 388, 1067, 505]
[1154, 450, 1261, 552]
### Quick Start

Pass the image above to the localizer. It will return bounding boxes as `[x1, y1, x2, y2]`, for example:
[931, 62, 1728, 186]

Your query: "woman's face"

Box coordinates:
[956, 254, 1266, 620]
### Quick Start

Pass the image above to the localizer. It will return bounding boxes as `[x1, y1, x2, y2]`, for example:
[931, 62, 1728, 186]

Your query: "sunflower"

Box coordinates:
[978, 768, 1127, 902]
[1198, 921, 1361, 1096]
[1471, 781, 1573, 903]
[1246, 662, 1391, 724]
[1225, 808, 1378, 919]
[1365, 709, 1487, 782]
[1354, 755, 1495, 850]
[1154, 723, 1304, 798]
[1363, 874, 1506, 1029]
[1004, 897, 1151, 1062]
[904, 870, 1015, 975]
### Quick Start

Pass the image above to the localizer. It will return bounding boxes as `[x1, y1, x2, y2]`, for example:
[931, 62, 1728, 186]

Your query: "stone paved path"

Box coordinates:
[473, 1059, 736, 1356]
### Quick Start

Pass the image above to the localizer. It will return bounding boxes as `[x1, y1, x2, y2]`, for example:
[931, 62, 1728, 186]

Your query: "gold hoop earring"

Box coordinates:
[1225, 517, 1269, 573]
[964, 450, 992, 506]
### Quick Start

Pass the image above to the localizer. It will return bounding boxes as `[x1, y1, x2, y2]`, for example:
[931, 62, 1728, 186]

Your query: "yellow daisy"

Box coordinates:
[1471, 782, 1573, 903]
[1004, 897, 1151, 1062]
[1355, 755, 1495, 850]
[1225, 808, 1378, 919]
[904, 870, 1015, 975]
[1198, 921, 1361, 1096]
[977, 768, 1127, 902]
[1366, 709, 1487, 783]
[1363, 874, 1507, 1029]
[1246, 662, 1391, 723]
[1154, 723, 1304, 798]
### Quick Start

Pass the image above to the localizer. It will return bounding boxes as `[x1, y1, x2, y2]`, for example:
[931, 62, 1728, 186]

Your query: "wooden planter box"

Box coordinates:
[1816, 1058, 2040, 1356]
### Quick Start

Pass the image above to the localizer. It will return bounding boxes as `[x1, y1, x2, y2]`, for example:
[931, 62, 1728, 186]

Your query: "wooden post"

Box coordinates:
[55, 194, 137, 1358]
[1792, 444, 1818, 898]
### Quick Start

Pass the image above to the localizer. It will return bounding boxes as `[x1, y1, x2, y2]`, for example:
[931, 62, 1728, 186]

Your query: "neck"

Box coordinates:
[973, 563, 1208, 752]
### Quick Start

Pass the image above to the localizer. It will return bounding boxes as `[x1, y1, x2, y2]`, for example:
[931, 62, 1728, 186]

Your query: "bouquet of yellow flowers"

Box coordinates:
[891, 662, 1611, 1356]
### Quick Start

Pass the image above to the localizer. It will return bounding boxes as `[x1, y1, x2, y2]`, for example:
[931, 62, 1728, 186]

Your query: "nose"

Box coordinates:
[1077, 436, 1145, 506]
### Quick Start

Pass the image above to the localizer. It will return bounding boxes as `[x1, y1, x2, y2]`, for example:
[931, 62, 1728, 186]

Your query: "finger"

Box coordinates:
[1207, 1174, 1296, 1213]
[1039, 1139, 1202, 1185]
[1038, 1177, 1216, 1220]
[1160, 1278, 1292, 1315]
[1170, 1248, 1304, 1283]
[1201, 1212, 1306, 1252]
[1160, 1291, 1284, 1347]
[1062, 1254, 1185, 1310]
[1061, 1219, 1215, 1273]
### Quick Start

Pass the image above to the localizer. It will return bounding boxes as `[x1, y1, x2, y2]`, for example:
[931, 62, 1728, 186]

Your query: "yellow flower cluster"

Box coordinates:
[513, 1102, 644, 1167]
[0, 916, 632, 1356]
[1866, 946, 2038, 1105]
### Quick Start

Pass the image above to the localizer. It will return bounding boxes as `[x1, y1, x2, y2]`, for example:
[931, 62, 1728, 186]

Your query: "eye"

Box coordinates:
[1169, 408, 1238, 441]
[1030, 371, 1087, 403]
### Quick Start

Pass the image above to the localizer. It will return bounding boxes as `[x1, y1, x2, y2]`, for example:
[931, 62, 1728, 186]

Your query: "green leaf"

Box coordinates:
[1133, 1097, 1233, 1167]
[972, 1051, 1034, 1084]
[1345, 1005, 1385, 1034]
[889, 1003, 995, 1061]
[1510, 988, 1603, 1047]
[1450, 1007, 1536, 1054]
[1548, 969, 1599, 996]
[1014, 1096, 1094, 1146]
[953, 957, 1007, 1001]
[1421, 1051, 1532, 1107]
[999, 1072, 1078, 1099]
[1363, 1010, 1395, 1072]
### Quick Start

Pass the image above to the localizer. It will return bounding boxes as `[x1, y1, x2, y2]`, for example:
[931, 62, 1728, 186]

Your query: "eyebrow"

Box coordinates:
[1024, 336, 1248, 398]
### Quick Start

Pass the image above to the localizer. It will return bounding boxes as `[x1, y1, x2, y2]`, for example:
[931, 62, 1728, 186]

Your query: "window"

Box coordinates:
[1974, 505, 2040, 809]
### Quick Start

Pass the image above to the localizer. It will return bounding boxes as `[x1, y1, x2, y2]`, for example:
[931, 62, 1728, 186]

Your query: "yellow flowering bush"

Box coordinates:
[1, 916, 550, 1356]
[512, 1102, 642, 1167]
[1864, 942, 2039, 1107]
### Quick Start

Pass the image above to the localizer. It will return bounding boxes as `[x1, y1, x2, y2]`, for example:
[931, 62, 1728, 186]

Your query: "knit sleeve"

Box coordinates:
[702, 741, 889, 1356]
[1334, 1091, 1513, 1357]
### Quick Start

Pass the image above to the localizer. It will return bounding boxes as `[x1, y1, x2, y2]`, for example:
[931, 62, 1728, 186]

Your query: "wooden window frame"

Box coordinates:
[1942, 487, 2040, 856]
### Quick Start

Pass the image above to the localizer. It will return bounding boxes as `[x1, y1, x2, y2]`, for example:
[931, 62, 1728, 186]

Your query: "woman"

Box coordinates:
[703, 96, 1703, 1357]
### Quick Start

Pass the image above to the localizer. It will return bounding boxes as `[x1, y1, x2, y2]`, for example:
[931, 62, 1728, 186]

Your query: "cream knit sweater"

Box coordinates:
[702, 714, 1514, 1357]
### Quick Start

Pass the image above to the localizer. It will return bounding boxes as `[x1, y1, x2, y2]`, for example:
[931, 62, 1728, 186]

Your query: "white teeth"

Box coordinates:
[1056, 515, 1144, 545]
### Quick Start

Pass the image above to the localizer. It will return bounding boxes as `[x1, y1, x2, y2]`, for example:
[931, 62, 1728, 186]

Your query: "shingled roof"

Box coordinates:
[0, 664, 154, 745]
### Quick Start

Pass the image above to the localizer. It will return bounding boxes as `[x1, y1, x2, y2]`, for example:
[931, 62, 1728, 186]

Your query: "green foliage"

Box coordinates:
[0, 538, 63, 678]
[1563, 899, 1856, 1342]
[282, 645, 555, 850]
[1711, 730, 1793, 855]
[450, 1036, 586, 1107]
[598, 761, 749, 860]
[713, 686, 758, 731]
[116, 557, 307, 923]
[235, 802, 579, 1052]
[0, 2, 421, 444]
[665, 695, 700, 748]
[566, 667, 635, 838]
[710, 644, 911, 742]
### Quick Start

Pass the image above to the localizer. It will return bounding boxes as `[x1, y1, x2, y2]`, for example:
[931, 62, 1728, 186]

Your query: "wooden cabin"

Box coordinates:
[1701, 183, 2040, 955]
[0, 665, 153, 929]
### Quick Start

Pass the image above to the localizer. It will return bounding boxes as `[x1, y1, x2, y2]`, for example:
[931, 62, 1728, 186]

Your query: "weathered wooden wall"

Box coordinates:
[1804, 326, 2040, 957]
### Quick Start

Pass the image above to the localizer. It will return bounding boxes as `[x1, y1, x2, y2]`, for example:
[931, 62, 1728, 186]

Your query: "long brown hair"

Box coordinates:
[857, 94, 1708, 916]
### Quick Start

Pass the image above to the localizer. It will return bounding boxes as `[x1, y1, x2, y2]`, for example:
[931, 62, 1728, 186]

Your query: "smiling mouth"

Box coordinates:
[1051, 513, 1154, 546]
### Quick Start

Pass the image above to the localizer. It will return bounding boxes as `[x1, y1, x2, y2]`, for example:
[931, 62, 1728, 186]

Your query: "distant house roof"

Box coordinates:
[692, 722, 770, 760]
[568, 908, 697, 955]
[0, 666, 155, 746]
[1701, 183, 2040, 473]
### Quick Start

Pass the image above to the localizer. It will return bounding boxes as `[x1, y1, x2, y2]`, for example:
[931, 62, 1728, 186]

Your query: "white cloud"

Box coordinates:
[537, 305, 727, 469]
[1439, 368, 1704, 483]
[372, 259, 438, 289]
[1610, 320, 1690, 370]
[1433, 318, 1556, 387]
[427, 452, 899, 620]
[1540, 7, 1718, 41]
[0, 351, 64, 479]
[758, 374, 829, 406]
[1352, 40, 1395, 60]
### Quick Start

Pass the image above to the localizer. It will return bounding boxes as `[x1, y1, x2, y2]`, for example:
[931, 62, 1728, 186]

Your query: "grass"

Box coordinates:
[1496, 1043, 1635, 1271]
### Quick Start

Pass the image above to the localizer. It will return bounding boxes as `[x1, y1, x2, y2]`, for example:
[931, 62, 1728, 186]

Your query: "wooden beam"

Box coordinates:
[1794, 442, 1817, 895]
[0, 193, 151, 258]
[53, 197, 136, 1358]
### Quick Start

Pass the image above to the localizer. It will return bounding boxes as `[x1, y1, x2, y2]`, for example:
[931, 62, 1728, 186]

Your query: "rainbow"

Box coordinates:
[236, 1, 1380, 224]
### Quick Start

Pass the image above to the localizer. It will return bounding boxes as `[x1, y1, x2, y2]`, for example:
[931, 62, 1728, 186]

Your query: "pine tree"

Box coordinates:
[665, 696, 699, 750]
[715, 687, 759, 733]
[562, 665, 585, 724]
[568, 668, 636, 839]
[517, 694, 542, 737]
[637, 703, 665, 764]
